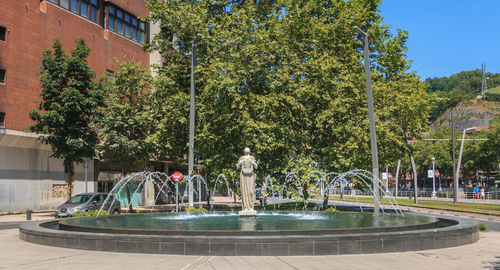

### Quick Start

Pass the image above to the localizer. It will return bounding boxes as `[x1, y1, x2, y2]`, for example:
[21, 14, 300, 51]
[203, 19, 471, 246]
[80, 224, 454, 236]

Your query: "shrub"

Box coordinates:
[185, 206, 207, 213]
[73, 209, 108, 217]
[324, 207, 338, 212]
[479, 223, 487, 231]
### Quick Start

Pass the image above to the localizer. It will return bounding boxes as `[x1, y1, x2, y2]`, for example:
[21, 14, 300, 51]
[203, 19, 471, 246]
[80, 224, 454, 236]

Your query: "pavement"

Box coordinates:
[0, 228, 499, 269]
[1, 202, 500, 269]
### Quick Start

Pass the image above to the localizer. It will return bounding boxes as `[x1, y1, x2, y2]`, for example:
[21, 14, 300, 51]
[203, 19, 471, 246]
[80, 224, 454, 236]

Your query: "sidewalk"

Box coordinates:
[0, 211, 55, 222]
[0, 227, 499, 269]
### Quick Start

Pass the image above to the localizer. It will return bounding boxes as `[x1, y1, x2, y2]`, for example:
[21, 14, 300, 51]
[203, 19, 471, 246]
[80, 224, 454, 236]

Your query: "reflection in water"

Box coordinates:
[63, 212, 435, 232]
[240, 218, 257, 231]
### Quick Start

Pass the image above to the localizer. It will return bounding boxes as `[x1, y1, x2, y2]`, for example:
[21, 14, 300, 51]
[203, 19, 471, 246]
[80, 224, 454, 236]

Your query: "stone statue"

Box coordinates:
[237, 147, 257, 217]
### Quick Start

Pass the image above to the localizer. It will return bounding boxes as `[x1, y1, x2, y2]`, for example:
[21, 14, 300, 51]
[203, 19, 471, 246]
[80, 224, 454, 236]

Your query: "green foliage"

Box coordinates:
[324, 207, 338, 213]
[425, 70, 500, 121]
[95, 61, 153, 173]
[479, 223, 487, 231]
[485, 87, 500, 101]
[412, 115, 500, 183]
[73, 209, 108, 217]
[29, 39, 105, 197]
[146, 0, 432, 193]
[185, 206, 207, 212]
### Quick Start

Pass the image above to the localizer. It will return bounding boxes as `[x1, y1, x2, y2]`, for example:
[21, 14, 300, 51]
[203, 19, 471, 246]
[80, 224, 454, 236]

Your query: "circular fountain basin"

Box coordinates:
[19, 211, 478, 256]
[58, 212, 437, 235]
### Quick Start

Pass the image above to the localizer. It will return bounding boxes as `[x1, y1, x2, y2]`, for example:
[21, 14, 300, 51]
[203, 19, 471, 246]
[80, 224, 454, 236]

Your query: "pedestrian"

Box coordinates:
[473, 185, 480, 200]
[480, 187, 485, 202]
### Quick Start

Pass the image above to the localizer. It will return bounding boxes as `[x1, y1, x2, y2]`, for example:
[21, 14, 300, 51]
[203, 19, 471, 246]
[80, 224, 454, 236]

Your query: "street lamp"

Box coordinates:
[431, 157, 436, 198]
[353, 26, 380, 215]
[188, 33, 202, 206]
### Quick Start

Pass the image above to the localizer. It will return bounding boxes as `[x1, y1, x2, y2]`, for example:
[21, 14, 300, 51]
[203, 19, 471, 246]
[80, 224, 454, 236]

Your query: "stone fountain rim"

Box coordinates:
[18, 214, 479, 255]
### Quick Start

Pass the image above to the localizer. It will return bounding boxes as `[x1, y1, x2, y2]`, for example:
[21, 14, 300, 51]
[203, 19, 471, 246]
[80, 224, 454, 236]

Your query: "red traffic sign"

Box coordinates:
[172, 171, 183, 183]
[435, 170, 440, 178]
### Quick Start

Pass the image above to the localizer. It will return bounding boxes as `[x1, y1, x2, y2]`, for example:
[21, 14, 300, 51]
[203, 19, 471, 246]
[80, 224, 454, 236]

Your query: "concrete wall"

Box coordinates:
[0, 129, 95, 213]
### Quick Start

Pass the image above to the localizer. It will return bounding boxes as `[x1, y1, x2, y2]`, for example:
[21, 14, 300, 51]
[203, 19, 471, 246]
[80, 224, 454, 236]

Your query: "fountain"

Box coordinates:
[19, 167, 479, 255]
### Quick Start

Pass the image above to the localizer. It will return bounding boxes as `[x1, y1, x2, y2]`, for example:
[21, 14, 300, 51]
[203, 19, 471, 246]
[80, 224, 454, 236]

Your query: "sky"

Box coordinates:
[379, 0, 500, 80]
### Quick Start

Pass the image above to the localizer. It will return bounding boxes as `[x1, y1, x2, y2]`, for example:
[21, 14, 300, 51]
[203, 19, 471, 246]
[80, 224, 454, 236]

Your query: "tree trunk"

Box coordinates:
[123, 169, 134, 212]
[206, 187, 212, 208]
[322, 191, 329, 210]
[64, 163, 74, 199]
[126, 185, 134, 212]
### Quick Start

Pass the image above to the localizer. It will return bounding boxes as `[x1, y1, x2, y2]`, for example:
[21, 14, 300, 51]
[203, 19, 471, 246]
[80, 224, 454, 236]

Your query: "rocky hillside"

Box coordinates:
[432, 99, 500, 129]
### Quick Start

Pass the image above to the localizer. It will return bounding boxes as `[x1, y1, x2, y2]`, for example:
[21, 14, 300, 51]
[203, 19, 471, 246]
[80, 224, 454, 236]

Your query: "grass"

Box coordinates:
[488, 85, 500, 94]
[256, 201, 319, 211]
[332, 196, 500, 215]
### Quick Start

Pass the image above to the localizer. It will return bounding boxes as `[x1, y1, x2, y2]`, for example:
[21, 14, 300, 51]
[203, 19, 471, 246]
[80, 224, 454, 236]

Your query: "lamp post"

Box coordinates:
[454, 127, 475, 201]
[353, 26, 380, 215]
[84, 159, 88, 193]
[188, 34, 202, 206]
[431, 157, 436, 198]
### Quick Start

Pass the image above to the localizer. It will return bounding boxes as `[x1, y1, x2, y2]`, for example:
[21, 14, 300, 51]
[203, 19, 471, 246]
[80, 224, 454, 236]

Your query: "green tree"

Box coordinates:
[96, 61, 153, 174]
[146, 0, 433, 199]
[29, 39, 105, 198]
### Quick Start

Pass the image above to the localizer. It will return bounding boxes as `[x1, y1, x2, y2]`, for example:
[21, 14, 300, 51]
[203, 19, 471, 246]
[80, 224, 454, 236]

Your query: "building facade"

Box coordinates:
[0, 0, 150, 212]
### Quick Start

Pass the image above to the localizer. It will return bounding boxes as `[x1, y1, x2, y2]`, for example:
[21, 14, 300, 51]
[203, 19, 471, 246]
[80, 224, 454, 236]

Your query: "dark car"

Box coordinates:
[55, 193, 121, 218]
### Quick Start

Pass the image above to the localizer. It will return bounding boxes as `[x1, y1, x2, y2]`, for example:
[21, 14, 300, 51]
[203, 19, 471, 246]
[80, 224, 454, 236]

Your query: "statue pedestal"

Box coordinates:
[239, 210, 257, 217]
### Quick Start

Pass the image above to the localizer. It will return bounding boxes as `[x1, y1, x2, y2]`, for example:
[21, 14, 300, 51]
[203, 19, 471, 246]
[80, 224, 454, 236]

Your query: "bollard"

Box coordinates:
[26, 210, 32, 220]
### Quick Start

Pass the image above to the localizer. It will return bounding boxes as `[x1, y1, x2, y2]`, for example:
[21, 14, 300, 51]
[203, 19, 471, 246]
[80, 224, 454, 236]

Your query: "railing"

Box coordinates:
[326, 188, 500, 201]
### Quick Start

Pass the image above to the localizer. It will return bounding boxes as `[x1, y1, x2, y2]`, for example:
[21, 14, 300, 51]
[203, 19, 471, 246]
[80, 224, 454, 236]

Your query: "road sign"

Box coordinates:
[427, 170, 434, 178]
[172, 171, 183, 183]
[382, 173, 388, 180]
[341, 179, 346, 185]
[435, 170, 440, 178]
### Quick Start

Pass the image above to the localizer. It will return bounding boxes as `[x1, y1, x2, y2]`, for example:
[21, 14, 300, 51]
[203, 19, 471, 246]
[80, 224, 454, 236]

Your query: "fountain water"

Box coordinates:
[20, 168, 479, 255]
[97, 168, 404, 218]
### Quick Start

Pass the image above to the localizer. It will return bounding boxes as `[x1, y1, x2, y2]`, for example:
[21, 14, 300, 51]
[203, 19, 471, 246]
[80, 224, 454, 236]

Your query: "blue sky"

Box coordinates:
[379, 0, 500, 80]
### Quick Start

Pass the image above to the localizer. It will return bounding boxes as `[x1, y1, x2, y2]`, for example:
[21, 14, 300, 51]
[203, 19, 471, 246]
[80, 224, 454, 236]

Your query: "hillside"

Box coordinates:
[425, 69, 500, 122]
[432, 99, 500, 129]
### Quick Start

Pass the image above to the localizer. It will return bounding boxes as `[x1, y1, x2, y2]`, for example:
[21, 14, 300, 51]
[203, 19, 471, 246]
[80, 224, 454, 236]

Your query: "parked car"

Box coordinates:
[55, 193, 121, 218]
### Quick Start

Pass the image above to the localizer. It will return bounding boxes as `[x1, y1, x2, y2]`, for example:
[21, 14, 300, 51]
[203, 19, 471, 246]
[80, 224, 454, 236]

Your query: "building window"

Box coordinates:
[0, 112, 5, 127]
[0, 69, 5, 84]
[0, 26, 6, 41]
[106, 3, 148, 44]
[47, 0, 99, 24]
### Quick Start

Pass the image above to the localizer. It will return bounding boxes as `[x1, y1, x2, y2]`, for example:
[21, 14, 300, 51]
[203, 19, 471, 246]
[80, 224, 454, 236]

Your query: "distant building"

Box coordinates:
[0, 0, 151, 212]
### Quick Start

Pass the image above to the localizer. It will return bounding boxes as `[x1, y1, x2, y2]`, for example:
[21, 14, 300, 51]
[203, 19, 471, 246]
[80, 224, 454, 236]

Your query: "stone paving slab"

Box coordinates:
[0, 228, 499, 269]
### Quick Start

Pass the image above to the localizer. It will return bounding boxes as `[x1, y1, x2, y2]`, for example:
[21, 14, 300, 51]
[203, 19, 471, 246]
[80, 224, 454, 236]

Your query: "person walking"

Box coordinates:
[480, 187, 486, 202]
[473, 185, 480, 200]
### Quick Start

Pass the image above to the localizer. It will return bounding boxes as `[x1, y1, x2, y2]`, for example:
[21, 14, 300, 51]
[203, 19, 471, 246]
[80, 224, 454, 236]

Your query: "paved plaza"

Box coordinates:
[0, 228, 499, 270]
[1, 208, 500, 270]
[2, 205, 500, 270]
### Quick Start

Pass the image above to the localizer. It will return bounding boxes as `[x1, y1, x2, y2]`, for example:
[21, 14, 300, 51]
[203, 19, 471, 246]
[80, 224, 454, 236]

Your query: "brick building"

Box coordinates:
[0, 0, 154, 212]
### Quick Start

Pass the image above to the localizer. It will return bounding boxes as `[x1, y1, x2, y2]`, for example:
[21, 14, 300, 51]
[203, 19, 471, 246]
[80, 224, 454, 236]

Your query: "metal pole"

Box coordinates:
[175, 183, 179, 212]
[188, 35, 200, 206]
[432, 157, 436, 198]
[354, 26, 380, 215]
[198, 177, 201, 205]
[455, 128, 468, 201]
[451, 112, 457, 203]
[410, 155, 418, 204]
[84, 159, 88, 193]
[395, 159, 400, 198]
[385, 164, 389, 192]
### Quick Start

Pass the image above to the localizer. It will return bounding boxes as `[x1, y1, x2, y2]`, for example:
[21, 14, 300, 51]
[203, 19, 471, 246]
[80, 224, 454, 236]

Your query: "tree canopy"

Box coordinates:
[29, 39, 105, 197]
[146, 0, 432, 186]
[95, 61, 153, 174]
